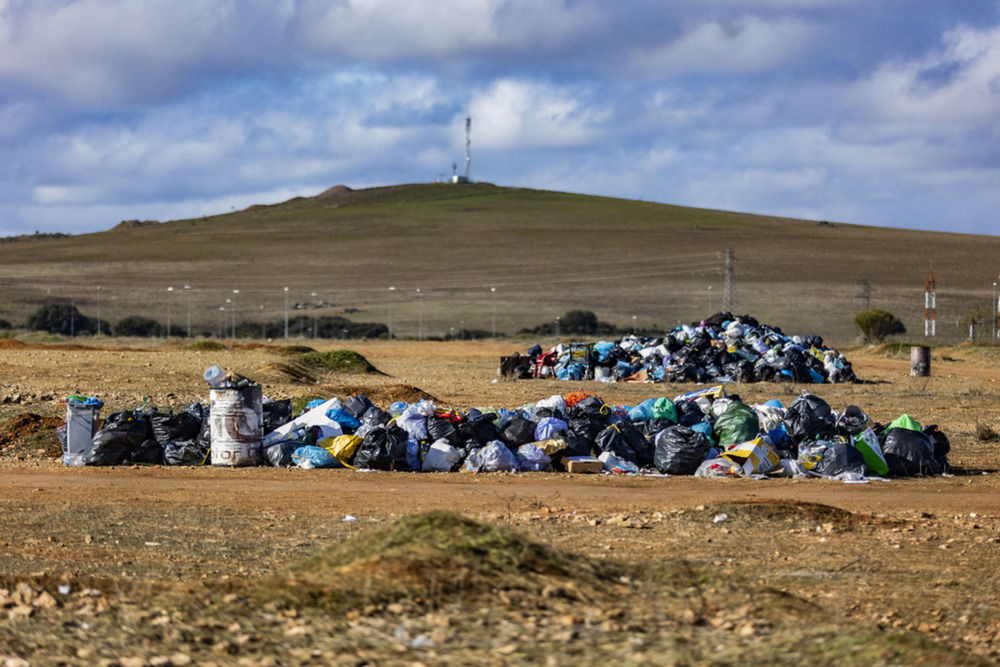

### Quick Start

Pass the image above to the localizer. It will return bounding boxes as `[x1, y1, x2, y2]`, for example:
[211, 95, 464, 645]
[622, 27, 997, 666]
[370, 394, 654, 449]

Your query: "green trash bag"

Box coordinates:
[651, 397, 678, 424]
[888, 414, 922, 432]
[713, 401, 760, 449]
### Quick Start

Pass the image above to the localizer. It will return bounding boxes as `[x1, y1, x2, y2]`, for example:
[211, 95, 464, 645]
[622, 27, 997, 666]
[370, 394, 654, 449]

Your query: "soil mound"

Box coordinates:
[314, 383, 435, 404]
[290, 511, 616, 600]
[315, 185, 353, 199]
[0, 413, 63, 456]
[0, 339, 26, 349]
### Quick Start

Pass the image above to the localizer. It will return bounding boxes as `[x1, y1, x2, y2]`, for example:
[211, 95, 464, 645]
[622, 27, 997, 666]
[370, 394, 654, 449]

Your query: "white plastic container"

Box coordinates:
[209, 385, 262, 466]
[203, 365, 226, 388]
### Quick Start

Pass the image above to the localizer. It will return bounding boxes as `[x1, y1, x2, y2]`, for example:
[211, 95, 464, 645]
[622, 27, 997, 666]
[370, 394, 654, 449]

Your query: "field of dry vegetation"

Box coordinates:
[1, 337, 1000, 664]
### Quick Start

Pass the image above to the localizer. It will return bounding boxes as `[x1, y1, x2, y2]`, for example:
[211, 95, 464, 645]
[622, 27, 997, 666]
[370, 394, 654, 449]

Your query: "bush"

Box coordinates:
[26, 304, 106, 335]
[854, 309, 905, 344]
[519, 310, 620, 337]
[115, 315, 164, 337]
[296, 350, 378, 374]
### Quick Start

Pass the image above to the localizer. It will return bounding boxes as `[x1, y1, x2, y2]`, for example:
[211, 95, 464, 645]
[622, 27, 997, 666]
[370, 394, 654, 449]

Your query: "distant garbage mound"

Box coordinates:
[505, 312, 857, 384]
[61, 377, 947, 479]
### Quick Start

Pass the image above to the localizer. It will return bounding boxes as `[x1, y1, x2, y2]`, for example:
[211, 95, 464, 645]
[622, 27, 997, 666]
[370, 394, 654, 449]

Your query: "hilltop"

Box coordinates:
[0, 182, 994, 341]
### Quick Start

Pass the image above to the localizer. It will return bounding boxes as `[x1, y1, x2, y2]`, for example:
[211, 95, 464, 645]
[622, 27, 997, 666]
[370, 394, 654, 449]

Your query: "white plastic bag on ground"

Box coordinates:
[534, 395, 567, 418]
[598, 451, 639, 474]
[264, 397, 343, 446]
[535, 417, 568, 441]
[517, 444, 551, 472]
[422, 439, 460, 472]
[464, 441, 518, 473]
[397, 404, 431, 441]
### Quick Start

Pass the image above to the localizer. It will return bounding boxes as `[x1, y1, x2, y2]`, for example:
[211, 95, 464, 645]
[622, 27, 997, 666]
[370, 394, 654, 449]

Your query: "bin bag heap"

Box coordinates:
[62, 386, 948, 479]
[525, 312, 857, 384]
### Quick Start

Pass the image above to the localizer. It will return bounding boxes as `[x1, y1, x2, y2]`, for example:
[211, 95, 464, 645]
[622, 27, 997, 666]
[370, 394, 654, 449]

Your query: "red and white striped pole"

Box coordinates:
[924, 269, 936, 337]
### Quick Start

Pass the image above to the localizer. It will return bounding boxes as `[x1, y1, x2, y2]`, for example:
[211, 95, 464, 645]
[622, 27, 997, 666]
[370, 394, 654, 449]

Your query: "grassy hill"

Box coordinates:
[0, 182, 996, 343]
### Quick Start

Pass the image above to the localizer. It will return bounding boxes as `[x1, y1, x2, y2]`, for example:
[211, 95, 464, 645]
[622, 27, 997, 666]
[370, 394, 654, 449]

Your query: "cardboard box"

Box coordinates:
[721, 437, 779, 475]
[563, 456, 603, 474]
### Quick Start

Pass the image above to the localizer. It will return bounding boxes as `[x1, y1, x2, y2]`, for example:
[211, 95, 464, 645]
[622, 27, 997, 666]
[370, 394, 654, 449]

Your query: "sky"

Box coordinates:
[1, 0, 999, 237]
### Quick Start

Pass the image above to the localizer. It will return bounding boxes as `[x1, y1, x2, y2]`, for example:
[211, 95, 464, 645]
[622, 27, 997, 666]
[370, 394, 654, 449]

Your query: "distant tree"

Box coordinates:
[561, 310, 599, 335]
[854, 309, 905, 344]
[115, 315, 164, 337]
[27, 303, 103, 335]
[519, 310, 620, 337]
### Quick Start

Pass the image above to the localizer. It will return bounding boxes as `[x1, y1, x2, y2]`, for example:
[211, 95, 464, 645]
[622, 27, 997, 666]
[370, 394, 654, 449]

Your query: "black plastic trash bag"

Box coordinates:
[131, 439, 165, 465]
[713, 401, 760, 449]
[458, 409, 499, 446]
[262, 440, 300, 467]
[164, 438, 210, 466]
[343, 394, 375, 418]
[653, 425, 711, 475]
[835, 405, 869, 436]
[674, 400, 705, 427]
[923, 425, 951, 471]
[499, 414, 538, 448]
[570, 396, 608, 419]
[426, 416, 461, 447]
[636, 418, 677, 438]
[594, 423, 639, 466]
[354, 426, 410, 471]
[800, 439, 866, 478]
[86, 418, 150, 466]
[150, 409, 203, 447]
[882, 427, 941, 477]
[262, 399, 292, 435]
[360, 405, 389, 427]
[568, 414, 604, 452]
[783, 393, 835, 446]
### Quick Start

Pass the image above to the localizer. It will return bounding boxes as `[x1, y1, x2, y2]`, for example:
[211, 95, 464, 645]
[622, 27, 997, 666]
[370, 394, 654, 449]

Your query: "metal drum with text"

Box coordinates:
[209, 385, 263, 466]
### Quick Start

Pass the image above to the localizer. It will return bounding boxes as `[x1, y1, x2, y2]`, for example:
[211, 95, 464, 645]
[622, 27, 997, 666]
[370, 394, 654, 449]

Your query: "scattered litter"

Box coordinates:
[713, 514, 728, 523]
[343, 515, 357, 522]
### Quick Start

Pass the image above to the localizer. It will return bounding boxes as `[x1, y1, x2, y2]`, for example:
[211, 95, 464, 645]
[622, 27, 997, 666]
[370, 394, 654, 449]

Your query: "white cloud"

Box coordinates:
[294, 0, 602, 59]
[630, 15, 814, 74]
[849, 24, 1000, 125]
[469, 79, 608, 149]
[0, 0, 298, 105]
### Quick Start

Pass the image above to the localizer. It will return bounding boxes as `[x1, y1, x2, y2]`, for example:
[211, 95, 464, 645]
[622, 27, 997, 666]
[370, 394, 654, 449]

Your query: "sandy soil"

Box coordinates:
[2, 339, 1000, 664]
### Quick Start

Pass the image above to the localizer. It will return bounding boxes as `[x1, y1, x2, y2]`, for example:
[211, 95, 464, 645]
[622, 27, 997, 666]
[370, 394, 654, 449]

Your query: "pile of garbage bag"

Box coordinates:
[516, 312, 857, 384]
[63, 384, 949, 479]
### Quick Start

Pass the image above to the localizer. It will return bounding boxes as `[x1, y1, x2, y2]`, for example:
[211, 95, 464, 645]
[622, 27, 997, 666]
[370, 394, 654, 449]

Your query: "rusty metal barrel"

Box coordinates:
[910, 346, 931, 377]
[209, 385, 263, 466]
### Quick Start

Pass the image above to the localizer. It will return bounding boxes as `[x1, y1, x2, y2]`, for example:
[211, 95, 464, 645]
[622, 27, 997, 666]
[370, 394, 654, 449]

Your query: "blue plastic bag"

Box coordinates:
[326, 408, 361, 432]
[291, 445, 341, 469]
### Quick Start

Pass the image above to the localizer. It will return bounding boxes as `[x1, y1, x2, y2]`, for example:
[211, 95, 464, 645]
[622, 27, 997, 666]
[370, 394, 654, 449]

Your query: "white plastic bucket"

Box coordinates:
[209, 385, 262, 466]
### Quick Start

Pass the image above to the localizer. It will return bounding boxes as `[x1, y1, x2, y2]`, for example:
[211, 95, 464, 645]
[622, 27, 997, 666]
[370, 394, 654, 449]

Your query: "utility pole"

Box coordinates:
[723, 248, 736, 313]
[857, 279, 872, 310]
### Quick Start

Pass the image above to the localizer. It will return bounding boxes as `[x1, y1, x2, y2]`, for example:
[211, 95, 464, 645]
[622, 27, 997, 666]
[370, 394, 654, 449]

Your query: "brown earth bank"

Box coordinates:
[1, 339, 1000, 664]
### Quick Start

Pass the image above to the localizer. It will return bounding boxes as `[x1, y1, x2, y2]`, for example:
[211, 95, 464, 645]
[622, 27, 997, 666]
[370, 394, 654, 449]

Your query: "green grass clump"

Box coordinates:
[187, 340, 227, 351]
[296, 350, 378, 375]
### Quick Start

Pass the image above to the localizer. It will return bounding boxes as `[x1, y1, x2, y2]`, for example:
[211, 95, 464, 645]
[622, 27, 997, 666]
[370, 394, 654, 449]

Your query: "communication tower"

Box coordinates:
[452, 116, 471, 184]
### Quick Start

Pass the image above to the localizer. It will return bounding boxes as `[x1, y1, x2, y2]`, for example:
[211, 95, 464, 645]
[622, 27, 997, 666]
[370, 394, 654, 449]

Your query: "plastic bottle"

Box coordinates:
[203, 365, 227, 388]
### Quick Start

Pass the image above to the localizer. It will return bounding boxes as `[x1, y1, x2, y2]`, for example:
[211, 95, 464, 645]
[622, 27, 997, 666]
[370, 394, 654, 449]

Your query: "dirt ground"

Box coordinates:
[2, 339, 1000, 665]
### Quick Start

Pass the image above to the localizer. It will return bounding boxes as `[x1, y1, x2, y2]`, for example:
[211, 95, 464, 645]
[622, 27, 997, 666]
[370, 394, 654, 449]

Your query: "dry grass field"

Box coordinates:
[1, 338, 1000, 664]
[2, 182, 1000, 342]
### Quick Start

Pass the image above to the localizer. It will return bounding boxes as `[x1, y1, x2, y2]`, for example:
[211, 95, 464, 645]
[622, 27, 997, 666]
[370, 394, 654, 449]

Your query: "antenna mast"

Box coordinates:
[451, 117, 472, 184]
[463, 116, 471, 181]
